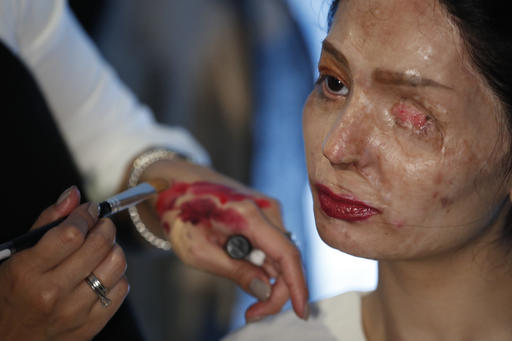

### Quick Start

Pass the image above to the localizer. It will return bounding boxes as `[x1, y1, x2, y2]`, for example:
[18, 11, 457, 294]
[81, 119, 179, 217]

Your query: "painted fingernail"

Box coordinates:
[88, 202, 99, 219]
[56, 186, 75, 206]
[249, 278, 271, 302]
[303, 302, 310, 321]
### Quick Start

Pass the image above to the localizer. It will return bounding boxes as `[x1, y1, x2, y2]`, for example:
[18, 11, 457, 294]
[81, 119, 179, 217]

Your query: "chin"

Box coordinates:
[314, 212, 383, 260]
[313, 207, 431, 261]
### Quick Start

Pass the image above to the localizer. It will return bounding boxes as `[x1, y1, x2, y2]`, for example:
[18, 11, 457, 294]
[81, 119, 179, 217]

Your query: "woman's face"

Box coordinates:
[303, 0, 511, 260]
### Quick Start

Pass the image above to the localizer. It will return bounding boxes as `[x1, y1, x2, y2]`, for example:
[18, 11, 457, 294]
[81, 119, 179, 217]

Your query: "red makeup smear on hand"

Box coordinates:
[162, 222, 171, 235]
[179, 198, 247, 231]
[156, 182, 190, 217]
[391, 102, 428, 130]
[187, 181, 271, 208]
[156, 181, 271, 231]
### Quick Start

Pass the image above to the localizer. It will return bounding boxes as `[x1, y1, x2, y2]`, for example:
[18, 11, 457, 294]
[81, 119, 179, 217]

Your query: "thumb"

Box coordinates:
[30, 186, 81, 230]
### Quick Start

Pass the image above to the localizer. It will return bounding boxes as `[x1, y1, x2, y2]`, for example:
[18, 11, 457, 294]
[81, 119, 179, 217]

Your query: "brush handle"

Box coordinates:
[0, 217, 65, 261]
[0, 181, 160, 262]
[0, 203, 111, 261]
[0, 200, 131, 261]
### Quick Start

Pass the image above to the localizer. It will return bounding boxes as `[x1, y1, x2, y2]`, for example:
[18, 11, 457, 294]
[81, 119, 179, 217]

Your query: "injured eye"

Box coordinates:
[391, 102, 432, 134]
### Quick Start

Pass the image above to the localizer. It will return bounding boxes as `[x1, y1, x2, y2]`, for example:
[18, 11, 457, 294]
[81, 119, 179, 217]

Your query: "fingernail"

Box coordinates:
[249, 278, 271, 302]
[247, 315, 263, 323]
[56, 186, 75, 206]
[88, 202, 99, 219]
[303, 302, 310, 321]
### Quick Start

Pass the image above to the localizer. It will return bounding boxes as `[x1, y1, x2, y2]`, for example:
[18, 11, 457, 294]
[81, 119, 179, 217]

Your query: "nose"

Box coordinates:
[322, 96, 373, 166]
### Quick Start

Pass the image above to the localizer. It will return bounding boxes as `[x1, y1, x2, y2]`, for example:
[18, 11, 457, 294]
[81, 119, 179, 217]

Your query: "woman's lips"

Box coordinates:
[315, 183, 381, 221]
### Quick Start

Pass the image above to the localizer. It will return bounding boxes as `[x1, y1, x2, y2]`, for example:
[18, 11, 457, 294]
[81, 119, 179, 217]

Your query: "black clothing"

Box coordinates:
[0, 40, 145, 341]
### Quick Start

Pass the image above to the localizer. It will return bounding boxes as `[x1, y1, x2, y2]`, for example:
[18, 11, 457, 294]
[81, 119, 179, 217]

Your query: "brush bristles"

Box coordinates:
[146, 178, 169, 193]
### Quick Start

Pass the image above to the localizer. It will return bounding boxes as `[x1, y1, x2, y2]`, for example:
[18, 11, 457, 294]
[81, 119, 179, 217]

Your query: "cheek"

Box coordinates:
[303, 95, 326, 164]
[372, 146, 455, 227]
[382, 139, 499, 230]
[382, 166, 440, 221]
[302, 94, 317, 142]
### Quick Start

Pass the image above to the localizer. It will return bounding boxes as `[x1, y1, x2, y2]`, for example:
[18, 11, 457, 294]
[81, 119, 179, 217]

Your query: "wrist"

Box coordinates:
[127, 147, 189, 250]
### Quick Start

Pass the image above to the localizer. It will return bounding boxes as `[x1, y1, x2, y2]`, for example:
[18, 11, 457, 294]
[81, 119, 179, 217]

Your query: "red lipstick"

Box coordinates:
[315, 184, 380, 221]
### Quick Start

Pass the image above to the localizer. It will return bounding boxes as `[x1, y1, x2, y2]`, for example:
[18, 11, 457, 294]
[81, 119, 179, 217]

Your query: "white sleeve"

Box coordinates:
[0, 0, 210, 201]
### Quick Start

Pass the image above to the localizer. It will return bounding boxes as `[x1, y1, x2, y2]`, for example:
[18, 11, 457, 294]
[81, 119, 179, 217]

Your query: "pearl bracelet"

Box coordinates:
[127, 147, 187, 250]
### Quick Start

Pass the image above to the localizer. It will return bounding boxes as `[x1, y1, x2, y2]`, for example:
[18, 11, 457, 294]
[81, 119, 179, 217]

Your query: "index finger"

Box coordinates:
[25, 203, 99, 272]
[226, 201, 309, 319]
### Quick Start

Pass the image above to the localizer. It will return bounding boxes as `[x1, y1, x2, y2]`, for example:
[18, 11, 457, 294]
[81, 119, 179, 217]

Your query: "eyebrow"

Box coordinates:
[322, 40, 350, 68]
[373, 69, 452, 90]
[321, 39, 452, 90]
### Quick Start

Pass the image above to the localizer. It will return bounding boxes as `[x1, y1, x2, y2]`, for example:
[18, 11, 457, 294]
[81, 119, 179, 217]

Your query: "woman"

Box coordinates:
[198, 0, 510, 339]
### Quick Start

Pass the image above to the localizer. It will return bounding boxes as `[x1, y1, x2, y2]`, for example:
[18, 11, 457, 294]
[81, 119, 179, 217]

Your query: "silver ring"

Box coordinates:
[85, 273, 111, 307]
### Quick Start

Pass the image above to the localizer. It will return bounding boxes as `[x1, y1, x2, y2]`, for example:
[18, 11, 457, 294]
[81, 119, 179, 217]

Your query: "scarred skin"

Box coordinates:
[306, 0, 509, 260]
[304, 0, 512, 340]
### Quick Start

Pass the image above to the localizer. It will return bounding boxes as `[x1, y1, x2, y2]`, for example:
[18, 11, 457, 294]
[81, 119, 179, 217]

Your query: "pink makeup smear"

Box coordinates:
[156, 181, 271, 231]
[391, 102, 428, 130]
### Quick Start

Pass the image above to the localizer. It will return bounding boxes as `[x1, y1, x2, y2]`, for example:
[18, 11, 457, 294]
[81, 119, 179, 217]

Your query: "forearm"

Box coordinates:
[2, 0, 209, 201]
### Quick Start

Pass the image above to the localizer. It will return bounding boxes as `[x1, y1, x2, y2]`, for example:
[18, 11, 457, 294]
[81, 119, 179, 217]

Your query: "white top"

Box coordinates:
[223, 291, 368, 341]
[0, 0, 209, 201]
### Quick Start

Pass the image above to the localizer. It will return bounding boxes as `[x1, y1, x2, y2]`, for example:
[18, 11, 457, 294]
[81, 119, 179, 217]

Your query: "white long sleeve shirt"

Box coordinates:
[0, 0, 209, 201]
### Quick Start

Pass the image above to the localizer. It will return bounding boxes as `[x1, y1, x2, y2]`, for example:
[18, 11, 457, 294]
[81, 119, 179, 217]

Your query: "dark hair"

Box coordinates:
[327, 0, 512, 243]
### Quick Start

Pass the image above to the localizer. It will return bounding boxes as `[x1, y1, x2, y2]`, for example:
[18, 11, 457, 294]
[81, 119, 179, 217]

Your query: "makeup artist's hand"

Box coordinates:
[0, 187, 129, 341]
[140, 160, 309, 323]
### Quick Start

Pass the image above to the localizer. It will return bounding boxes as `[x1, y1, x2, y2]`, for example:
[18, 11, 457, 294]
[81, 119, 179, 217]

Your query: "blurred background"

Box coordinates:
[68, 0, 377, 340]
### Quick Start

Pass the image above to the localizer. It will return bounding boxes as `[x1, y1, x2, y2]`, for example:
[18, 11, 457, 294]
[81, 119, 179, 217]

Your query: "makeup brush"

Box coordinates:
[0, 179, 169, 261]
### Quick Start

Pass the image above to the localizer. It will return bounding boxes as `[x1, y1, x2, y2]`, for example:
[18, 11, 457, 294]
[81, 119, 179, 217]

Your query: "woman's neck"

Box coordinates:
[362, 222, 512, 341]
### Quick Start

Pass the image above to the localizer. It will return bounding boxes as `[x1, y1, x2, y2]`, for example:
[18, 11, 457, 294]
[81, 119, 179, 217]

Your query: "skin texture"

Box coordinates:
[0, 187, 129, 341]
[305, 0, 509, 260]
[304, 0, 512, 339]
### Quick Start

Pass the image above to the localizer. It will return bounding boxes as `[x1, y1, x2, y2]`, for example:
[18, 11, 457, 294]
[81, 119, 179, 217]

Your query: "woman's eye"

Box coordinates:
[323, 75, 349, 96]
[391, 102, 435, 135]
